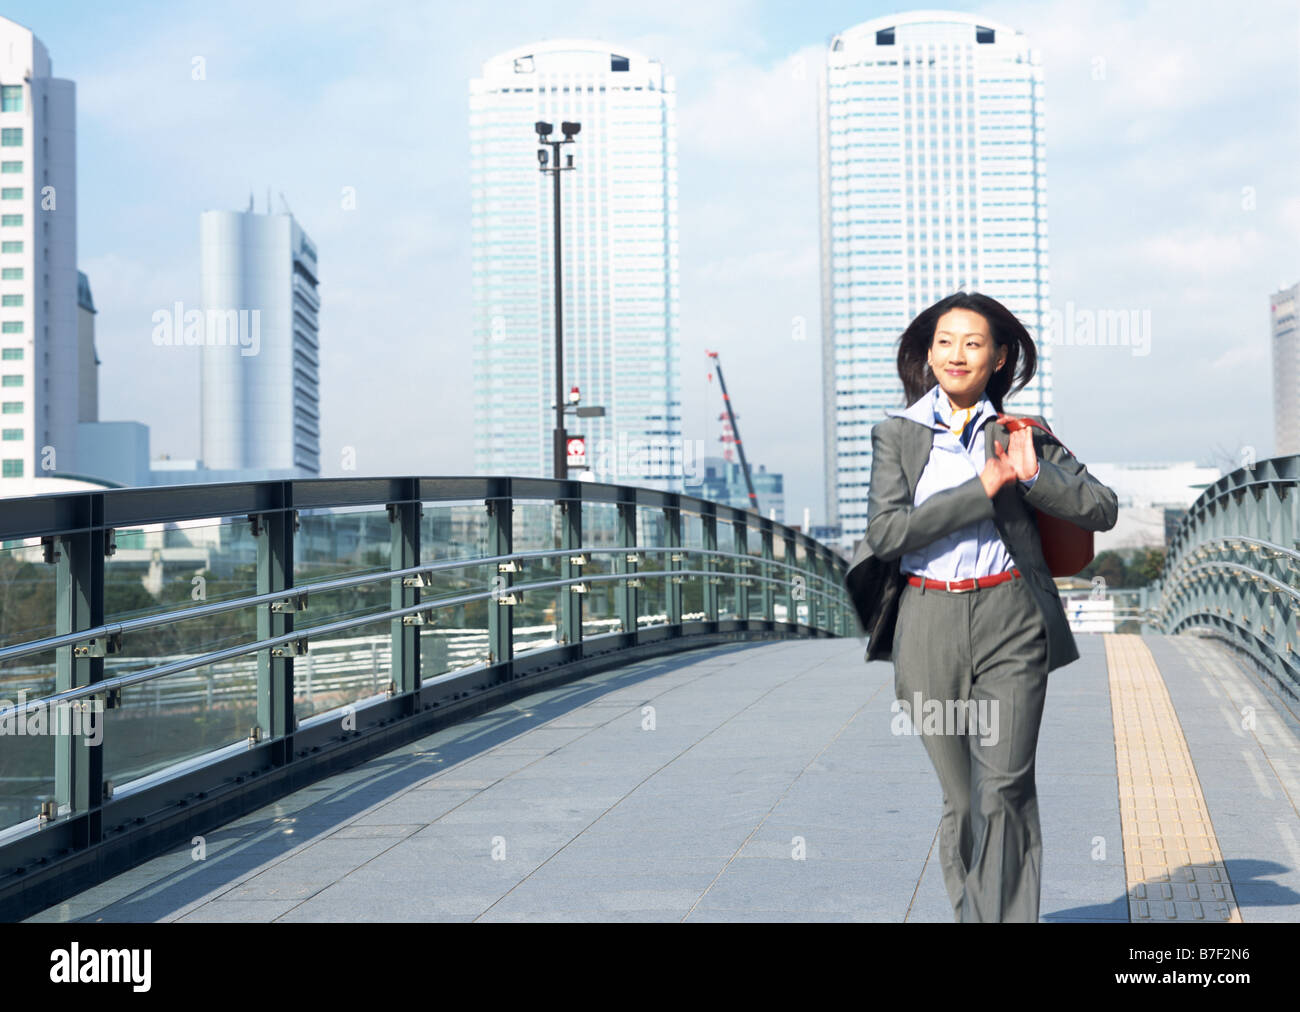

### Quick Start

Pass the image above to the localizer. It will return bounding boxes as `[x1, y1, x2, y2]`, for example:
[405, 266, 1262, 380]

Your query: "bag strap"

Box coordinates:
[994, 413, 1075, 460]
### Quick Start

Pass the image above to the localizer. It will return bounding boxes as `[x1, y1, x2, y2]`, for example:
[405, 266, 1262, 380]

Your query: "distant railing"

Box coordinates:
[0, 475, 849, 913]
[1153, 455, 1300, 704]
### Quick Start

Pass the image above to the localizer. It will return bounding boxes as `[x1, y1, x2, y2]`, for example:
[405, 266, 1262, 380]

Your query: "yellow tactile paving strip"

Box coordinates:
[1104, 634, 1242, 922]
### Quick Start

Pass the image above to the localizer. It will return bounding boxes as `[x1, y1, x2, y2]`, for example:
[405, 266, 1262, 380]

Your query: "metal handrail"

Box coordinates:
[1154, 560, 1300, 614]
[0, 565, 834, 718]
[0, 543, 835, 666]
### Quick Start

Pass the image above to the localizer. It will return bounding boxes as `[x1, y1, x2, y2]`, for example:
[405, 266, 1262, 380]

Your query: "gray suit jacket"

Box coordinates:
[846, 413, 1119, 673]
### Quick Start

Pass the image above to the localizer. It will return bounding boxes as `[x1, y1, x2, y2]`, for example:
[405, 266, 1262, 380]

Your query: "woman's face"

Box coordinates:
[927, 308, 1006, 406]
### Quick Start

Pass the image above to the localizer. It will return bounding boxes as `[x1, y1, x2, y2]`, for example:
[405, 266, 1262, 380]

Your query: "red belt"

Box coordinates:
[906, 568, 1022, 593]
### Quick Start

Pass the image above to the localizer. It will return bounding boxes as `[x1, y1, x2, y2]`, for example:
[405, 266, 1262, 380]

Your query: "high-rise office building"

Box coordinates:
[818, 12, 1051, 543]
[1272, 281, 1298, 456]
[469, 40, 681, 489]
[0, 16, 77, 487]
[198, 206, 320, 476]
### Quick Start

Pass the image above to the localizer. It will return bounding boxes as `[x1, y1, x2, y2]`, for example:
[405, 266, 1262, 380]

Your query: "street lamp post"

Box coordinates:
[536, 119, 581, 480]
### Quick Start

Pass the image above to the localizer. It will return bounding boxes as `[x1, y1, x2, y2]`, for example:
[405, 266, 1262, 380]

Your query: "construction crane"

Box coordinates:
[705, 350, 759, 512]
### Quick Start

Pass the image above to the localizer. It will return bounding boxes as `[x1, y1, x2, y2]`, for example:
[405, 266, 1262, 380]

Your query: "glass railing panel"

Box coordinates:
[294, 617, 390, 723]
[580, 502, 620, 638]
[420, 501, 493, 676]
[679, 510, 705, 621]
[635, 505, 668, 629]
[511, 500, 560, 654]
[103, 656, 256, 789]
[747, 524, 767, 620]
[0, 536, 56, 830]
[716, 522, 737, 620]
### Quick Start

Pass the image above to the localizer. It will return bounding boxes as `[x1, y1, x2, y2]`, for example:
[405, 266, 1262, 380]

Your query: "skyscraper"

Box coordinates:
[0, 16, 77, 487]
[818, 12, 1051, 543]
[1272, 281, 1298, 456]
[469, 40, 681, 489]
[198, 205, 320, 477]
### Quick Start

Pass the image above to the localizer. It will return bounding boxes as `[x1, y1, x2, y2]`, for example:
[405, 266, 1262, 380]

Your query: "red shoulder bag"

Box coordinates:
[995, 414, 1095, 577]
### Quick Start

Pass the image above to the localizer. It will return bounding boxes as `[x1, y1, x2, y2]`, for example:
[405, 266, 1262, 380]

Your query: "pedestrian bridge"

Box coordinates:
[2, 462, 1299, 922]
[21, 632, 1300, 922]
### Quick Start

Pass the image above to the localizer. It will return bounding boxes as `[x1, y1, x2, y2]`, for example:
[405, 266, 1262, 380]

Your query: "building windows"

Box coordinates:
[1, 459, 21, 477]
[0, 161, 17, 174]
[1, 214, 19, 226]
[1, 268, 21, 280]
[1, 296, 18, 308]
[0, 129, 20, 147]
[1, 322, 19, 334]
[1, 428, 19, 440]
[1, 348, 19, 359]
[0, 188, 20, 200]
[1, 401, 20, 413]
[0, 87, 20, 113]
[0, 242, 19, 254]
[1, 375, 21, 386]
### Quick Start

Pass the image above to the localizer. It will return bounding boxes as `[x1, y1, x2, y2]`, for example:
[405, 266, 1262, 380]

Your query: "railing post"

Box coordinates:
[703, 505, 718, 624]
[617, 499, 638, 636]
[816, 549, 830, 632]
[801, 542, 815, 630]
[735, 520, 749, 622]
[667, 499, 682, 627]
[813, 546, 827, 630]
[254, 493, 296, 763]
[760, 521, 774, 623]
[52, 494, 105, 845]
[784, 532, 799, 625]
[559, 489, 582, 648]
[389, 487, 421, 704]
[486, 489, 513, 669]
[834, 555, 846, 635]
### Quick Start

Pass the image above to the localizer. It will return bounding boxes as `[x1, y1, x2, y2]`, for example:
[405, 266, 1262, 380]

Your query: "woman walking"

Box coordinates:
[863, 291, 1118, 923]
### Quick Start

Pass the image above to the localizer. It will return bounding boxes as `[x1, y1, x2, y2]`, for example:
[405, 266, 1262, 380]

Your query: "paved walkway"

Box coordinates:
[24, 632, 1300, 922]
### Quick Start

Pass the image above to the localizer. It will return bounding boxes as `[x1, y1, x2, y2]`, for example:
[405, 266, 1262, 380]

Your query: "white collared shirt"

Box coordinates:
[883, 384, 1037, 582]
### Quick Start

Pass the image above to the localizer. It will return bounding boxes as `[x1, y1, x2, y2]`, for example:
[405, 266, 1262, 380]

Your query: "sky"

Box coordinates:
[5, 0, 1299, 528]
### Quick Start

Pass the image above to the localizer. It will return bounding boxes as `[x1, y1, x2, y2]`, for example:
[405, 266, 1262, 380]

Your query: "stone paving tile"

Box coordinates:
[479, 909, 684, 922]
[174, 899, 302, 923]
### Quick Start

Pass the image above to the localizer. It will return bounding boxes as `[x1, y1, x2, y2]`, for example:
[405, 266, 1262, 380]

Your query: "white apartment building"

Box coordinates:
[196, 206, 321, 476]
[0, 16, 77, 487]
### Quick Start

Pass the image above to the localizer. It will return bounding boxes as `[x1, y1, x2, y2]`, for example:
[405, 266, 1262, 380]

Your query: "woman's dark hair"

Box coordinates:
[896, 291, 1037, 414]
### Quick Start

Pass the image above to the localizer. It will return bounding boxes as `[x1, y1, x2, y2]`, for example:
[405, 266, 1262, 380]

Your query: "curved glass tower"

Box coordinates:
[199, 208, 320, 476]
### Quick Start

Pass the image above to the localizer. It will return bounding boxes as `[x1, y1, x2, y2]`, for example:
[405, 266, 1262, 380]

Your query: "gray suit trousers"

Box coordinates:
[892, 570, 1049, 923]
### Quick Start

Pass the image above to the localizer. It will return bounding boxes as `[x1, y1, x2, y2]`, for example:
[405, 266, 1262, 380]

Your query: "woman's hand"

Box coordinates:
[1005, 427, 1039, 481]
[981, 429, 1038, 498]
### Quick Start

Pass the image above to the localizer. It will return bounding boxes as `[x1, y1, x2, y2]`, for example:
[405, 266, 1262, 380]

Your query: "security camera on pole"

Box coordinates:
[536, 119, 581, 480]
